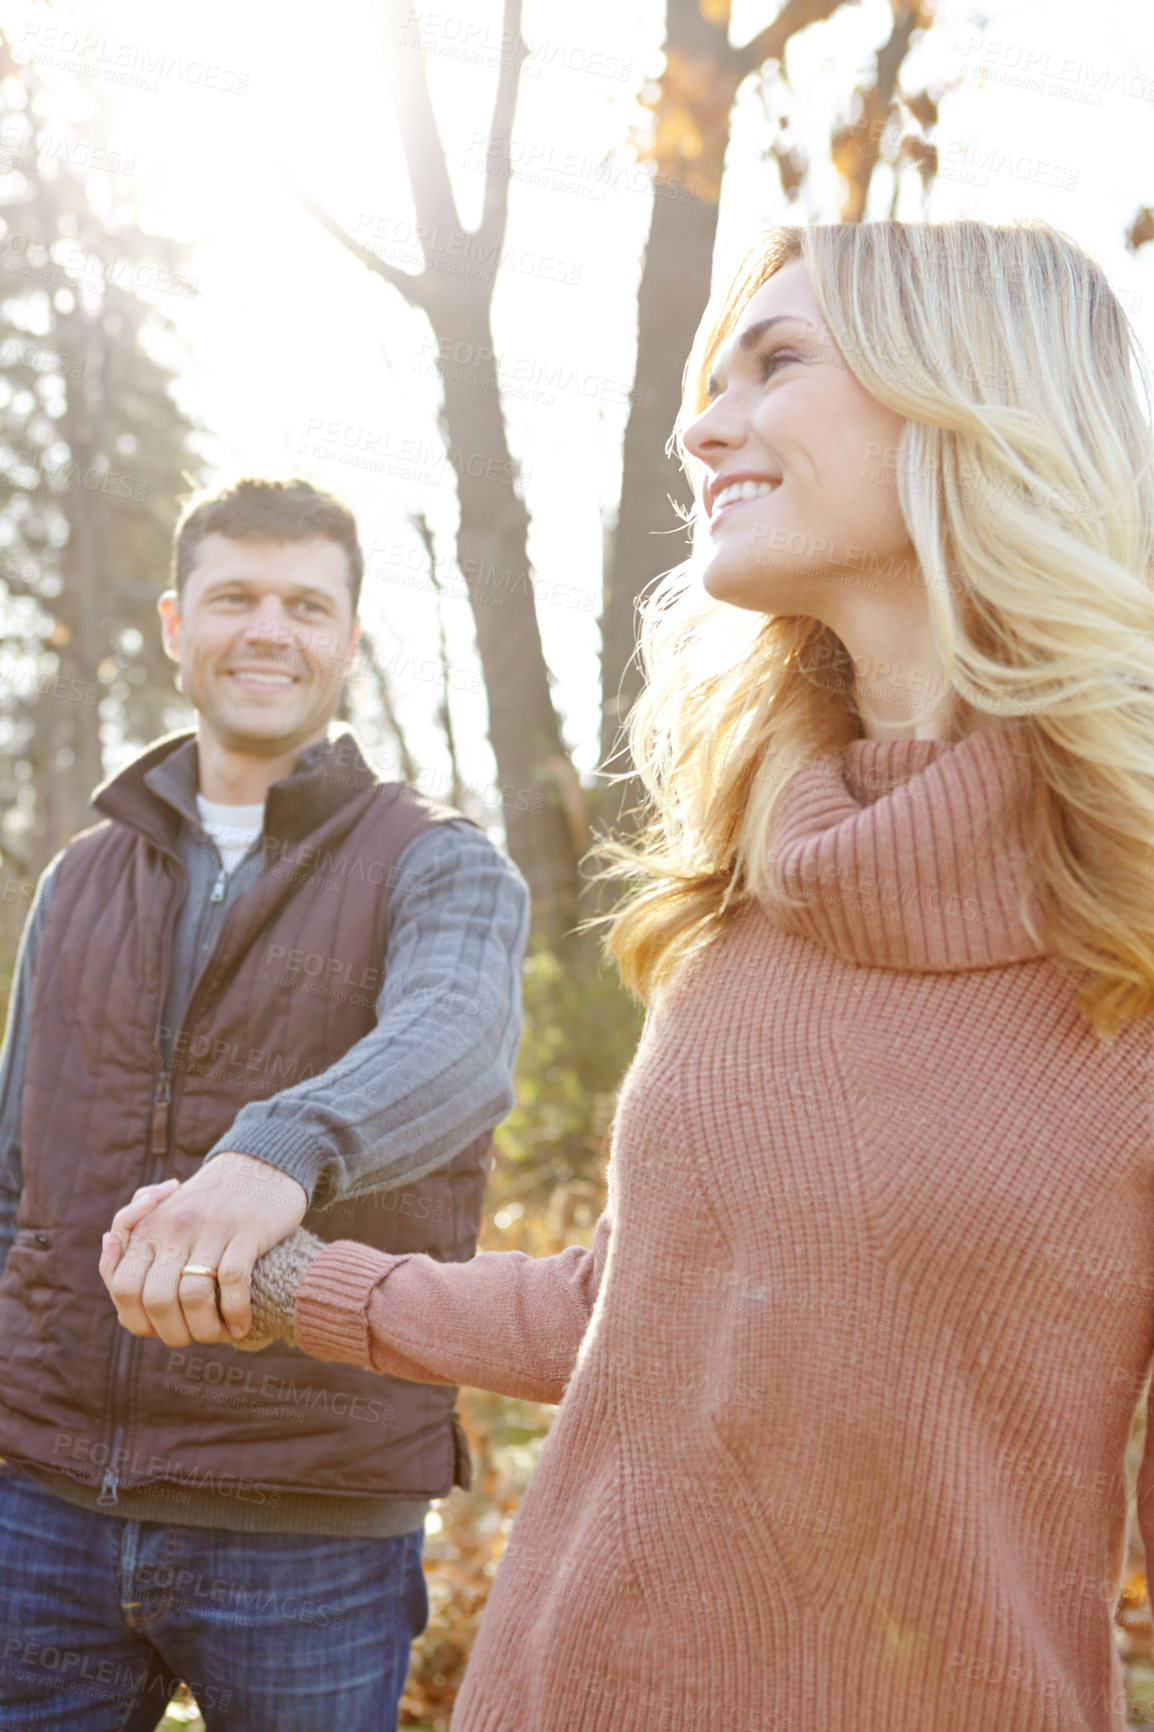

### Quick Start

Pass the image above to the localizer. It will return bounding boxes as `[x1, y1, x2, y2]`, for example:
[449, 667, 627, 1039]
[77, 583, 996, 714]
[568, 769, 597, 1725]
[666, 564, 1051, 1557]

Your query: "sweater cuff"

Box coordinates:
[295, 1240, 396, 1366]
[203, 1119, 337, 1208]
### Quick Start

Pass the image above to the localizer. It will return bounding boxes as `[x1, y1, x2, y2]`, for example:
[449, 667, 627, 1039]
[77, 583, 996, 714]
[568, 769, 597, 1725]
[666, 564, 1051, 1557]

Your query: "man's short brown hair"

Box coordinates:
[172, 477, 364, 611]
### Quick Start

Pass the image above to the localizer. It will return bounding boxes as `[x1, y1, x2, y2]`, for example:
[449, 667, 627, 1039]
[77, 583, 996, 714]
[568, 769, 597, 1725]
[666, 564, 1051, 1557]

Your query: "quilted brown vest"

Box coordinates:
[0, 729, 490, 1507]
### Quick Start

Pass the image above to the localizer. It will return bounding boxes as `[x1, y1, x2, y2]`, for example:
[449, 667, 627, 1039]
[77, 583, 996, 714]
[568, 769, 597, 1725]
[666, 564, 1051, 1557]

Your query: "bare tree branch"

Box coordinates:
[833, 2, 929, 222]
[478, 0, 528, 253]
[410, 511, 463, 805]
[283, 172, 432, 309]
[294, 1, 593, 941]
[730, 0, 857, 83]
[356, 626, 420, 785]
[373, 0, 463, 249]
[293, 0, 526, 302]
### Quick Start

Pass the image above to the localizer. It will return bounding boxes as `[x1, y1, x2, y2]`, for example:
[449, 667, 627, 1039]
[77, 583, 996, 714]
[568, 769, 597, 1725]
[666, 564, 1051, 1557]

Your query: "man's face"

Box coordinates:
[157, 535, 360, 758]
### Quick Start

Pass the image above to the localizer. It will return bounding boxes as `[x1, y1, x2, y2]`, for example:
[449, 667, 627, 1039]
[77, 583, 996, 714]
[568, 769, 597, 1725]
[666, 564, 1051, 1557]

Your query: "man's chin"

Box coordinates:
[203, 709, 319, 756]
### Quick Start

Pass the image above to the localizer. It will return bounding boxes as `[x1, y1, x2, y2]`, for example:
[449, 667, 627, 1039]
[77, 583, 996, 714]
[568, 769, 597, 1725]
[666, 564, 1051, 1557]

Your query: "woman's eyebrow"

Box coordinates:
[706, 315, 816, 396]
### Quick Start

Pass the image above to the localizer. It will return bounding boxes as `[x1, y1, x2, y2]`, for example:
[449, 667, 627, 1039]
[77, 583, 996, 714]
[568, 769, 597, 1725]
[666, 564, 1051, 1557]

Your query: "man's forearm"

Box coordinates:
[202, 822, 530, 1209]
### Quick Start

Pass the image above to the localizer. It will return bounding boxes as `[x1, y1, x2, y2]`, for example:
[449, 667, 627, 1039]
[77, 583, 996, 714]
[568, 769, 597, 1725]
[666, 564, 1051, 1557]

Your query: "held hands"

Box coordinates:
[231, 1225, 329, 1351]
[98, 1151, 309, 1349]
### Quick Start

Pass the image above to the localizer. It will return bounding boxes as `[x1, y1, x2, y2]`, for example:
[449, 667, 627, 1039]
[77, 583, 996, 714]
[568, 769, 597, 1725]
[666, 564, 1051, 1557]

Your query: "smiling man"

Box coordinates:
[0, 477, 529, 1732]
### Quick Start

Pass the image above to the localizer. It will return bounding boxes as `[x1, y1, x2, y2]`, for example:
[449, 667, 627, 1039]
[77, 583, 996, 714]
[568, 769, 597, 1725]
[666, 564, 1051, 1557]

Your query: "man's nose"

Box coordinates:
[243, 602, 297, 648]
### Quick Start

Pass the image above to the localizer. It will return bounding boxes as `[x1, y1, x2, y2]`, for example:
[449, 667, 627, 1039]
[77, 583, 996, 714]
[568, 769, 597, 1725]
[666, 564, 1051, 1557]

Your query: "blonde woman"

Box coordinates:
[107, 220, 1154, 1731]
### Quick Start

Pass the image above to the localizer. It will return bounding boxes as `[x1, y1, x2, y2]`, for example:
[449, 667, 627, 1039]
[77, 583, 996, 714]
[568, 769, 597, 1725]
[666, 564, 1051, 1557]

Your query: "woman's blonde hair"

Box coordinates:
[592, 219, 1154, 1038]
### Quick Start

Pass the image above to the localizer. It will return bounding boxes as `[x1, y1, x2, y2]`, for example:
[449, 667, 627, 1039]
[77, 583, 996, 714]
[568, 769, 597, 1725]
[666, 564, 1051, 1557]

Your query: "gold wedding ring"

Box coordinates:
[180, 1264, 218, 1280]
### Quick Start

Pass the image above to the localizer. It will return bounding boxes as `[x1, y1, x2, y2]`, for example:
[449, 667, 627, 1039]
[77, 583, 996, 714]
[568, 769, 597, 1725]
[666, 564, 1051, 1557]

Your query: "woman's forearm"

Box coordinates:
[294, 1209, 613, 1405]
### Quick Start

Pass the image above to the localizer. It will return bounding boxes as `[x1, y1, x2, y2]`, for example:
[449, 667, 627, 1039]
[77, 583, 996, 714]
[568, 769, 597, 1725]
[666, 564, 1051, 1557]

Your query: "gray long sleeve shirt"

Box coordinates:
[0, 734, 530, 1536]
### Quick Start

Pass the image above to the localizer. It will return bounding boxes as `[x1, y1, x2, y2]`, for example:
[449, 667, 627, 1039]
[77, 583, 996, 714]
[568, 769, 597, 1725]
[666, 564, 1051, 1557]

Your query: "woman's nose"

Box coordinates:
[683, 396, 744, 464]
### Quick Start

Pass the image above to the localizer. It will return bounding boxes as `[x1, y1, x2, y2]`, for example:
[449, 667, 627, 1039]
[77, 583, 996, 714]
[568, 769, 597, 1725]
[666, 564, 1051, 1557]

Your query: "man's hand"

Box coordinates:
[98, 1152, 308, 1348]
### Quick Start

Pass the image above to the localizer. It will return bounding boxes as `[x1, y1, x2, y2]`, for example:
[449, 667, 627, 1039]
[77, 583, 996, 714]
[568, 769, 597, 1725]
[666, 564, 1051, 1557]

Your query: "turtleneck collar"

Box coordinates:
[758, 718, 1045, 972]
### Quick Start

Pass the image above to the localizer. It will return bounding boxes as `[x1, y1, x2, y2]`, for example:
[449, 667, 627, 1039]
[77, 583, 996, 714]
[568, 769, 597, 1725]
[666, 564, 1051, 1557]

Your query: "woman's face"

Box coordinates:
[682, 260, 917, 621]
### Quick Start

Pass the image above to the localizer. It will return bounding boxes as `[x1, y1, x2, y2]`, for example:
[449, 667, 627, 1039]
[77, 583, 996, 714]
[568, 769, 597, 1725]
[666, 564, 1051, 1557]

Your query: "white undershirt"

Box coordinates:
[196, 793, 266, 874]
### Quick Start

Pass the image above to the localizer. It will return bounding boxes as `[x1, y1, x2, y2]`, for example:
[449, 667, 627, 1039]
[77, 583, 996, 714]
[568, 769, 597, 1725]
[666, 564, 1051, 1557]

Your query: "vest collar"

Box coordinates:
[757, 717, 1045, 972]
[92, 726, 381, 854]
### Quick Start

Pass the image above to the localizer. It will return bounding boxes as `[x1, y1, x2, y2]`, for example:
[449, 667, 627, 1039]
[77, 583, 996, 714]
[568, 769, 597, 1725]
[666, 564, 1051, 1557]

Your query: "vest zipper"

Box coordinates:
[103, 845, 253, 1502]
[165, 852, 256, 1139]
[101, 854, 187, 1508]
[99, 1331, 137, 1506]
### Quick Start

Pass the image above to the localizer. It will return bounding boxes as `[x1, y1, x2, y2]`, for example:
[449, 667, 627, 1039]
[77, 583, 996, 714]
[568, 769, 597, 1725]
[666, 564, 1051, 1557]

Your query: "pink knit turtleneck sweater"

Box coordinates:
[296, 718, 1154, 1732]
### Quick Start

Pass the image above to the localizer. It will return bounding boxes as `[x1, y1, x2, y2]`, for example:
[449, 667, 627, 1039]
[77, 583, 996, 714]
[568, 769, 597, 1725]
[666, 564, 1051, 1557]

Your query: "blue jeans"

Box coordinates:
[0, 1466, 429, 1731]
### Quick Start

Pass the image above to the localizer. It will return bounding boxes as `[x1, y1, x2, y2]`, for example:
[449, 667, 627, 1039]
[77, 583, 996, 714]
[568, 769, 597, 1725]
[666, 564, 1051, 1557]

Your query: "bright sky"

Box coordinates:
[5, 0, 1154, 816]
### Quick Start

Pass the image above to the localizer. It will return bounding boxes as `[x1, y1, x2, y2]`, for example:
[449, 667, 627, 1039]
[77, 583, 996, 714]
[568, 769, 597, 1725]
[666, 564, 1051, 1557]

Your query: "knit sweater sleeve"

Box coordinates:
[294, 1210, 613, 1406]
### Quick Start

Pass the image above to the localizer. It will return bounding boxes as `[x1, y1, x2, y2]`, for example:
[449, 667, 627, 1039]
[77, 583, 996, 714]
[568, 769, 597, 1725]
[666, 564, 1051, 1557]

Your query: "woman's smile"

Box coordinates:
[708, 473, 781, 530]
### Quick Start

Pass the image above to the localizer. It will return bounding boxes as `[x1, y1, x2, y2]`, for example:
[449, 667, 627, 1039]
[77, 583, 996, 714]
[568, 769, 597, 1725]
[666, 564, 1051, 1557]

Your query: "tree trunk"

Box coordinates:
[431, 290, 585, 941]
[597, 0, 733, 790]
[297, 0, 588, 952]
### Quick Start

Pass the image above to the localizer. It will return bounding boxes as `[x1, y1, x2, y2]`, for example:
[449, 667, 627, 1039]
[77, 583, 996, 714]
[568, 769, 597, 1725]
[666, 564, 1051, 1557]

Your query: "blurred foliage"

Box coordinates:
[488, 938, 643, 1206]
[0, 25, 203, 876]
[1119, 1402, 1154, 1725]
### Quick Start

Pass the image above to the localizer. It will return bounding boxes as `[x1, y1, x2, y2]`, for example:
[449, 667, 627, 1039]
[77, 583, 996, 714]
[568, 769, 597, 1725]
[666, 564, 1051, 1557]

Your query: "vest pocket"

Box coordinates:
[0, 1229, 58, 1366]
[13, 1227, 52, 1250]
[4, 1228, 56, 1300]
